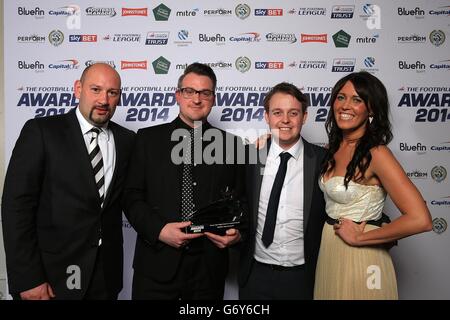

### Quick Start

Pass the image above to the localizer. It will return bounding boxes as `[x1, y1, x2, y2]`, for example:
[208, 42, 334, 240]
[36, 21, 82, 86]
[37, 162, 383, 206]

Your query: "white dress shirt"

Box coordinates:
[254, 138, 305, 266]
[76, 108, 116, 198]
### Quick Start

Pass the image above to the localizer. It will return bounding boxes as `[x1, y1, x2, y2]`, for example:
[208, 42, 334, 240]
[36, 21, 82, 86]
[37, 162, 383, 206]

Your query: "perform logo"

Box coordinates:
[397, 34, 426, 43]
[203, 8, 232, 17]
[121, 60, 148, 70]
[255, 61, 284, 69]
[203, 61, 233, 70]
[69, 34, 97, 42]
[17, 34, 45, 43]
[122, 7, 148, 16]
[254, 8, 283, 16]
[301, 33, 327, 43]
[406, 169, 428, 179]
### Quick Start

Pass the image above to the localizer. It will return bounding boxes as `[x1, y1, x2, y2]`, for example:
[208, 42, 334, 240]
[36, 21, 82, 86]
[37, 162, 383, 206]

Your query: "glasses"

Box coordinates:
[178, 87, 215, 100]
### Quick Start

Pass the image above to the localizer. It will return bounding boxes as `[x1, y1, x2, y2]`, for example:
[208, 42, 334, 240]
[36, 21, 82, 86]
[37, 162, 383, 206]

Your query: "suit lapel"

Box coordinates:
[302, 138, 316, 230]
[165, 120, 182, 212]
[102, 121, 122, 208]
[250, 141, 269, 232]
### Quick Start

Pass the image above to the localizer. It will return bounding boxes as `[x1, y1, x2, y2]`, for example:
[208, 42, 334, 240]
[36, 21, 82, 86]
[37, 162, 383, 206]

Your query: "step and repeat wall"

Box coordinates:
[3, 1, 450, 299]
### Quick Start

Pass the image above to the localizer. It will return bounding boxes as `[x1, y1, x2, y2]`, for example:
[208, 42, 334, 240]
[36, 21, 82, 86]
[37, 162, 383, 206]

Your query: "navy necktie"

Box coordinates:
[261, 152, 292, 247]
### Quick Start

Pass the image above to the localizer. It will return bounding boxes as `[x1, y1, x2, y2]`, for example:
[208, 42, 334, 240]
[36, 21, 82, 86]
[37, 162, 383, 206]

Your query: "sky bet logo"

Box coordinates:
[255, 61, 284, 69]
[69, 34, 97, 42]
[254, 8, 283, 16]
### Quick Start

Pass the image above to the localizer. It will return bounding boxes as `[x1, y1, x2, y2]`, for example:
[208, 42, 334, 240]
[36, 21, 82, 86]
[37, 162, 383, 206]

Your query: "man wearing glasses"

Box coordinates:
[123, 63, 244, 299]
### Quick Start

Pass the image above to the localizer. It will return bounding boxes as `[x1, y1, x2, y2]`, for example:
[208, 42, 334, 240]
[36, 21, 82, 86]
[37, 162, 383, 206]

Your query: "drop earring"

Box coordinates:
[369, 115, 373, 124]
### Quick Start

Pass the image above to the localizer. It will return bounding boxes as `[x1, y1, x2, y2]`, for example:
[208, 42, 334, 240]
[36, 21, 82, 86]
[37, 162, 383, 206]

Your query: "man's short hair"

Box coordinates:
[177, 63, 217, 91]
[263, 82, 309, 113]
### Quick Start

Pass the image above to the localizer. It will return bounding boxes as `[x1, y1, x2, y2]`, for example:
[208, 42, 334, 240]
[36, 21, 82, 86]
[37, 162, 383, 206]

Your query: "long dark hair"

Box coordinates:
[321, 71, 393, 188]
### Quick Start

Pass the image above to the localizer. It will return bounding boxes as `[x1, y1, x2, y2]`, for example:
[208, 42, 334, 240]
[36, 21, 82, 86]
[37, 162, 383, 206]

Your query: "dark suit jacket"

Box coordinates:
[1, 109, 135, 299]
[238, 138, 327, 298]
[122, 118, 244, 287]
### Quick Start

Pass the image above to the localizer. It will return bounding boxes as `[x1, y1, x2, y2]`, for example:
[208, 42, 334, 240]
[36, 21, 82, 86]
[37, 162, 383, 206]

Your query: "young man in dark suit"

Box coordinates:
[239, 82, 327, 299]
[1, 63, 135, 299]
[123, 63, 244, 299]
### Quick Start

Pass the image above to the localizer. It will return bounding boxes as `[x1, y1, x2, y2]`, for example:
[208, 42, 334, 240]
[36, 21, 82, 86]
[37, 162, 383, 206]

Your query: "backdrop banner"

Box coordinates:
[3, 0, 449, 299]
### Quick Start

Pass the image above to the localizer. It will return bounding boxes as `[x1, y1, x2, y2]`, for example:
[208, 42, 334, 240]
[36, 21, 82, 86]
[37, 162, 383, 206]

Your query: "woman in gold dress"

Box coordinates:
[314, 72, 432, 300]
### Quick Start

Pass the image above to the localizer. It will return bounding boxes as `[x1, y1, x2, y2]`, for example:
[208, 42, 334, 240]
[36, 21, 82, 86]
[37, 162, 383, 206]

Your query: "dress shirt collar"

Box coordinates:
[76, 107, 111, 141]
[174, 115, 212, 133]
[269, 136, 303, 161]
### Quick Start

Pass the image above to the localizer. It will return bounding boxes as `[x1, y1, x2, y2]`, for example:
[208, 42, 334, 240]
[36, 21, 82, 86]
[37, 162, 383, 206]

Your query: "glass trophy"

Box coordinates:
[186, 187, 244, 235]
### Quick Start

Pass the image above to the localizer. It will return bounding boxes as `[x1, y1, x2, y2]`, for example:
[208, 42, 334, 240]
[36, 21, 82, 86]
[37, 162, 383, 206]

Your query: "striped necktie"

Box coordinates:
[89, 127, 105, 206]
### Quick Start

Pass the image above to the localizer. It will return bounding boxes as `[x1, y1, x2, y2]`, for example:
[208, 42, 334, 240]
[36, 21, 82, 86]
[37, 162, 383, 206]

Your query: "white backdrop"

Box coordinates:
[3, 1, 450, 299]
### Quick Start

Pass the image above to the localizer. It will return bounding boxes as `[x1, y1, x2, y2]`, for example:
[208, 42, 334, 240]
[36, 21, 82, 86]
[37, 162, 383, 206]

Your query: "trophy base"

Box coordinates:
[186, 221, 240, 235]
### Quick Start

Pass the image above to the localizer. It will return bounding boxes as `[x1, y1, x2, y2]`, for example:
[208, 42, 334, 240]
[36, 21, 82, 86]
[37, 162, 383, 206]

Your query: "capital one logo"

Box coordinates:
[367, 265, 381, 290]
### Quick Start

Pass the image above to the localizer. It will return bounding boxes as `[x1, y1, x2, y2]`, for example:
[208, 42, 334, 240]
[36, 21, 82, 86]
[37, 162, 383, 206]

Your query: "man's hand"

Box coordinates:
[158, 221, 203, 248]
[204, 228, 241, 249]
[20, 282, 55, 300]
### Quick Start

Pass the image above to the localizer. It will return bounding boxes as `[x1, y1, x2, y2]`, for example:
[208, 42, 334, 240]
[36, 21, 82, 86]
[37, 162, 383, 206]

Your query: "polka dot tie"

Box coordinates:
[181, 128, 195, 221]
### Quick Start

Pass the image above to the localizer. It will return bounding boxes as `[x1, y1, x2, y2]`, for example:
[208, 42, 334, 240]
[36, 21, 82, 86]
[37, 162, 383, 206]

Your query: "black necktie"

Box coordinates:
[181, 128, 195, 221]
[261, 152, 292, 247]
[88, 127, 105, 206]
